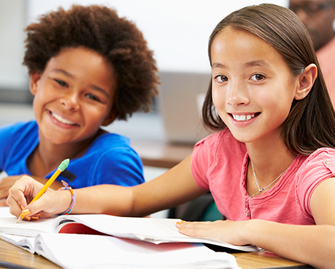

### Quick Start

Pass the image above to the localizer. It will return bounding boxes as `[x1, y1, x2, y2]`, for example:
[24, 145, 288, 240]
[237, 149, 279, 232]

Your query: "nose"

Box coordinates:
[226, 80, 249, 107]
[59, 91, 80, 111]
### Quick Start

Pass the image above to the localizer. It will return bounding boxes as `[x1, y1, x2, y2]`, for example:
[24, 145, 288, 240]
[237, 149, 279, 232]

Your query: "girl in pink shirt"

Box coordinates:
[7, 3, 335, 268]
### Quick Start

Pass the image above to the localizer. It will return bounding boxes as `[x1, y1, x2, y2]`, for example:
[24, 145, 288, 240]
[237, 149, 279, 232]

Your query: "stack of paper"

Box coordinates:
[6, 233, 240, 268]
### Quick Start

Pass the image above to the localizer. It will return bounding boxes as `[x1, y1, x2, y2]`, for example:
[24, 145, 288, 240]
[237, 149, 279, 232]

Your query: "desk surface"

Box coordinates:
[131, 139, 194, 168]
[0, 239, 310, 269]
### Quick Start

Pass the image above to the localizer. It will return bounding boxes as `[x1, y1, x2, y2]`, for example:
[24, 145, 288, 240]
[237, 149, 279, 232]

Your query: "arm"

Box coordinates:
[7, 155, 207, 217]
[177, 177, 335, 269]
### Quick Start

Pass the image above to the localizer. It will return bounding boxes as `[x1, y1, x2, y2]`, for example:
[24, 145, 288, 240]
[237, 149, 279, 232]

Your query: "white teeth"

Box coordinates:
[232, 114, 255, 121]
[51, 112, 76, 125]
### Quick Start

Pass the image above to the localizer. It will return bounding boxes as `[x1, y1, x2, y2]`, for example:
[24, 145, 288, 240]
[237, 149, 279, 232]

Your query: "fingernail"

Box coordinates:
[21, 209, 30, 217]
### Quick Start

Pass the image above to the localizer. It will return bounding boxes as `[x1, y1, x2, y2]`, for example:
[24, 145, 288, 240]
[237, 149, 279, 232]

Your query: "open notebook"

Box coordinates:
[0, 208, 257, 252]
[0, 207, 256, 268]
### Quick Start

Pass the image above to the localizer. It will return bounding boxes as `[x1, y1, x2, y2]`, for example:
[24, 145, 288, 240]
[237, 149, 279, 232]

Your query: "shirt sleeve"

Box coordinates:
[296, 148, 335, 221]
[191, 133, 218, 190]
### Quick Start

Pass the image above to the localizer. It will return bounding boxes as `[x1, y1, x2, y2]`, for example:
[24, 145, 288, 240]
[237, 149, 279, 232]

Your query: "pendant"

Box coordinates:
[245, 198, 250, 217]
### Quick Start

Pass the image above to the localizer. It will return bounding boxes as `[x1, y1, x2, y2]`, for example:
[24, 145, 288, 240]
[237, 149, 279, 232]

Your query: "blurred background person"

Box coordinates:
[289, 0, 335, 105]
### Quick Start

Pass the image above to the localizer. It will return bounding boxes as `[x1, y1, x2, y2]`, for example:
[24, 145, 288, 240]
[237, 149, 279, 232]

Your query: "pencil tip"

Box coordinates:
[16, 216, 22, 223]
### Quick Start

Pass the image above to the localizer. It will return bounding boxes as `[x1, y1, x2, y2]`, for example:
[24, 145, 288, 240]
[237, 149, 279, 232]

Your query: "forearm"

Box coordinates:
[69, 156, 203, 217]
[67, 184, 135, 216]
[244, 220, 335, 268]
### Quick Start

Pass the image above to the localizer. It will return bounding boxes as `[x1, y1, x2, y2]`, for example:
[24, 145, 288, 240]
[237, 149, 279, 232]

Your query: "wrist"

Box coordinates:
[56, 188, 71, 214]
[58, 181, 76, 215]
[242, 219, 265, 245]
[243, 219, 282, 250]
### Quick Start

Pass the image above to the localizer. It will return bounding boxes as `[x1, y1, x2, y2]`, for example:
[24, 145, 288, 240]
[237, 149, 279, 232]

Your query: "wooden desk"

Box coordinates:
[0, 239, 60, 269]
[131, 139, 194, 168]
[0, 239, 310, 269]
[233, 251, 311, 269]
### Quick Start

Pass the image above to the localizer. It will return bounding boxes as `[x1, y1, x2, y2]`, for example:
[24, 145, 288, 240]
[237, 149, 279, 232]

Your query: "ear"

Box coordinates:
[29, 72, 42, 96]
[101, 110, 117, 126]
[294, 63, 317, 100]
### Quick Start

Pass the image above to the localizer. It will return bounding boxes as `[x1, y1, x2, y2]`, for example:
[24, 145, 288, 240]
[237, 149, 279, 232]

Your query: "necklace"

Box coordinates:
[245, 162, 288, 217]
[251, 161, 285, 193]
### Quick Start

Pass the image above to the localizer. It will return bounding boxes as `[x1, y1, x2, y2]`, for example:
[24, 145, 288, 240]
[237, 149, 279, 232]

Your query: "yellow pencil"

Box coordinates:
[16, 159, 70, 223]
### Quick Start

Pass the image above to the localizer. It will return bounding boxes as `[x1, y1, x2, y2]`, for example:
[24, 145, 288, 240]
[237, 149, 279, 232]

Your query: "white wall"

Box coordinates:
[0, 0, 289, 92]
[0, 0, 28, 91]
[26, 0, 288, 73]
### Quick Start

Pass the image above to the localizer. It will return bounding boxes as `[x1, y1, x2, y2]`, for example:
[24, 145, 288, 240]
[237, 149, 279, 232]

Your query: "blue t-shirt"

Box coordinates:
[0, 121, 144, 188]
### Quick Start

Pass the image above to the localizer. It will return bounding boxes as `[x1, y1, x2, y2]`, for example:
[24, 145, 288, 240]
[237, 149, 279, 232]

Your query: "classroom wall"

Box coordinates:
[0, 0, 27, 92]
[0, 0, 288, 103]
[26, 0, 288, 73]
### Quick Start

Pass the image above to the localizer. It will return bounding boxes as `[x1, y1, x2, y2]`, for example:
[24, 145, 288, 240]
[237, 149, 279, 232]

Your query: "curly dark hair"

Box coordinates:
[23, 5, 159, 121]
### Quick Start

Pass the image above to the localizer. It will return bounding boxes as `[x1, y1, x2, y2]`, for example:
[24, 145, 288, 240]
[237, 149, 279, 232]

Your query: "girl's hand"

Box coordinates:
[6, 175, 71, 219]
[176, 220, 249, 246]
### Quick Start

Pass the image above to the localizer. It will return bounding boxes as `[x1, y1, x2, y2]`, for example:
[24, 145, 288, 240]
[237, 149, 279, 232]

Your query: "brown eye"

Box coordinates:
[55, 79, 68, 87]
[85, 93, 101, 102]
[215, 75, 228, 82]
[251, 74, 265, 81]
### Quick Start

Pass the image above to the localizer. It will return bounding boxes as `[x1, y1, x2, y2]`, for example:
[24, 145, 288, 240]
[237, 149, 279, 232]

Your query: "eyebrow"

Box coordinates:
[244, 60, 270, 68]
[212, 60, 270, 69]
[51, 68, 110, 98]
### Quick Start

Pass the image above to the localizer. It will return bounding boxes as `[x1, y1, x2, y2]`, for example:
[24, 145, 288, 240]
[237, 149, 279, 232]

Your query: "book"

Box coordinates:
[1, 233, 240, 268]
[0, 207, 257, 252]
[0, 208, 242, 268]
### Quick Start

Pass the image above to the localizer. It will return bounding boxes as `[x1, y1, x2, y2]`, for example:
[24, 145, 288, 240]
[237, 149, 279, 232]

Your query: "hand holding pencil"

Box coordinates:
[7, 159, 69, 222]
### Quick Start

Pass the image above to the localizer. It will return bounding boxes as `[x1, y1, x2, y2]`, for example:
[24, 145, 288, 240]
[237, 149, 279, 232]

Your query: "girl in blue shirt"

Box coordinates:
[0, 5, 159, 203]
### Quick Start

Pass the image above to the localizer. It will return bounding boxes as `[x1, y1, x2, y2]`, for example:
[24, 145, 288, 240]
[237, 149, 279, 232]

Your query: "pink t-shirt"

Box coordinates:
[191, 128, 335, 224]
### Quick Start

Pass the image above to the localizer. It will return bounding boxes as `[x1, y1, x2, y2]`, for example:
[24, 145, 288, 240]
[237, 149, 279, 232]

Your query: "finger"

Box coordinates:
[6, 195, 22, 217]
[176, 221, 214, 237]
[178, 226, 209, 238]
[176, 221, 211, 229]
[8, 175, 43, 209]
[8, 180, 29, 205]
[31, 215, 40, 220]
[7, 176, 36, 217]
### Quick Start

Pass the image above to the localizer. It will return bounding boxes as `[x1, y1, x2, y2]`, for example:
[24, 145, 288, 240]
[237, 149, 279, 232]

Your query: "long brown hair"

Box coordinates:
[203, 3, 335, 155]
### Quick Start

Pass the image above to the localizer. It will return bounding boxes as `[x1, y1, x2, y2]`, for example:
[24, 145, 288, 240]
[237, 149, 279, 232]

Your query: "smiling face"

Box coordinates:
[211, 27, 300, 145]
[30, 46, 116, 146]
